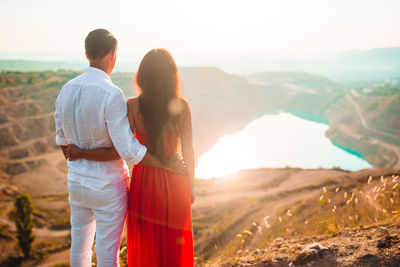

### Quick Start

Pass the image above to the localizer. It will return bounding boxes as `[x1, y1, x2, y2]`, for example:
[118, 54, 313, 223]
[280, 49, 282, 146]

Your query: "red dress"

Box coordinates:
[127, 131, 194, 267]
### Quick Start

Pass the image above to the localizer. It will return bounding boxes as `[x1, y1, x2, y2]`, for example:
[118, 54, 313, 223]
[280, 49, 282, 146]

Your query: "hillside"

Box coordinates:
[117, 68, 400, 168]
[190, 168, 400, 266]
[1, 67, 400, 170]
[1, 67, 399, 178]
[2, 167, 396, 267]
[1, 68, 399, 190]
[179, 67, 263, 156]
[244, 71, 400, 168]
[0, 68, 399, 266]
[0, 71, 76, 181]
[246, 71, 341, 91]
[0, 71, 140, 182]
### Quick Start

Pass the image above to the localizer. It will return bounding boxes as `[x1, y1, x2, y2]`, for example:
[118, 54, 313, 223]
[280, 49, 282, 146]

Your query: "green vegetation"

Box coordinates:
[366, 85, 400, 97]
[10, 194, 35, 259]
[0, 71, 76, 88]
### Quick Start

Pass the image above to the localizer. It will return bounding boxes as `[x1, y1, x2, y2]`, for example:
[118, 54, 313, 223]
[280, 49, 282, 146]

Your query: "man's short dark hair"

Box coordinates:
[85, 29, 118, 60]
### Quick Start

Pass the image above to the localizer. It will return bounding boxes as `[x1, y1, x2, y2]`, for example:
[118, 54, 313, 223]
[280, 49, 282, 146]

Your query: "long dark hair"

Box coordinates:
[135, 48, 184, 159]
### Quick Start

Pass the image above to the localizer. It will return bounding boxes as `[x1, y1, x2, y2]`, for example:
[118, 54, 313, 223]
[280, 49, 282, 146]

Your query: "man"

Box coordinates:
[55, 29, 183, 267]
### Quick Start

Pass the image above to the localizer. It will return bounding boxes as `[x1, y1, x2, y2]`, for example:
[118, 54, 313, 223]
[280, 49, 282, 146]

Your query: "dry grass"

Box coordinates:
[242, 174, 400, 248]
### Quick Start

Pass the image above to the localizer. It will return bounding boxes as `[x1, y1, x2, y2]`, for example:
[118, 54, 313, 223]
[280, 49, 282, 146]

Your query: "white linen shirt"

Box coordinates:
[55, 67, 147, 190]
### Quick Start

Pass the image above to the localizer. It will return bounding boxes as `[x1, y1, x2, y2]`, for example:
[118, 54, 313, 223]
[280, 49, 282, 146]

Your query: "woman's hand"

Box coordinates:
[66, 144, 83, 161]
[190, 187, 195, 204]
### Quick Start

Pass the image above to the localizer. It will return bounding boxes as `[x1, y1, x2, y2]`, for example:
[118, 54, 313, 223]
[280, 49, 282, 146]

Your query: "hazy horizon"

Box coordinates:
[1, 46, 399, 77]
[2, 0, 400, 68]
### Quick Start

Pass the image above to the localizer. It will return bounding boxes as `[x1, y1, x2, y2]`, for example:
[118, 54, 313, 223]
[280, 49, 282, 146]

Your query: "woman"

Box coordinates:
[67, 49, 195, 267]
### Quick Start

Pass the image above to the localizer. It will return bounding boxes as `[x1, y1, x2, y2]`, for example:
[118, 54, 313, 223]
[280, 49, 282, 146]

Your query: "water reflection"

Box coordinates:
[195, 112, 371, 178]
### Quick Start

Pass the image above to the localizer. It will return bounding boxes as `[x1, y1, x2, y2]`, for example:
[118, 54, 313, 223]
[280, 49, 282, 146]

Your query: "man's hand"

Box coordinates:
[66, 144, 82, 161]
[163, 153, 186, 173]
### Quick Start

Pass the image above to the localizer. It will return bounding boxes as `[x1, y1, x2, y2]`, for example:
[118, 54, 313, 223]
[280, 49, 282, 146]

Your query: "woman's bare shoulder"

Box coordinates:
[181, 98, 191, 113]
[126, 96, 139, 104]
[126, 96, 140, 111]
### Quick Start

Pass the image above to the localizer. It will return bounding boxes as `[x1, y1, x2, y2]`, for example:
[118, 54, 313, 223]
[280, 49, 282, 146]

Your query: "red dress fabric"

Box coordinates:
[127, 131, 194, 267]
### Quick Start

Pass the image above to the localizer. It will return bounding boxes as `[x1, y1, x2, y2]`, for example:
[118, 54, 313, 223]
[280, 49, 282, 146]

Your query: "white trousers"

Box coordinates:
[68, 179, 128, 267]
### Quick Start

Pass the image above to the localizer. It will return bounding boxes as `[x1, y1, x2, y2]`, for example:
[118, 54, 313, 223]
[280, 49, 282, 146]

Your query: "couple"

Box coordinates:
[55, 29, 195, 267]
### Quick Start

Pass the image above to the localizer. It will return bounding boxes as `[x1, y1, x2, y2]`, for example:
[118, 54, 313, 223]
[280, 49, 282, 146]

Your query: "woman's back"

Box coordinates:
[126, 96, 180, 157]
[126, 48, 195, 267]
[126, 96, 194, 267]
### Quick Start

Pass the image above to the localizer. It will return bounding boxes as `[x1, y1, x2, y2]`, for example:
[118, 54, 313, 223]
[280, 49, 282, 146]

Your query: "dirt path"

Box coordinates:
[347, 94, 368, 128]
[346, 94, 400, 140]
[34, 228, 70, 238]
[36, 249, 70, 267]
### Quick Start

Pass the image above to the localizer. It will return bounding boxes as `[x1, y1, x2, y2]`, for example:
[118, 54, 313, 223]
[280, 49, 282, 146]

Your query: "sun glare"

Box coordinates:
[195, 134, 252, 178]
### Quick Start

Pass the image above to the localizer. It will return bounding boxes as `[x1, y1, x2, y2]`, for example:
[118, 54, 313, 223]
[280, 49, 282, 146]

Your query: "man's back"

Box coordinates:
[60, 29, 149, 267]
[55, 67, 145, 190]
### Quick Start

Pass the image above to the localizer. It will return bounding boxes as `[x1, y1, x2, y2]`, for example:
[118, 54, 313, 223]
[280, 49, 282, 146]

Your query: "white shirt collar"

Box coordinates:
[86, 66, 111, 81]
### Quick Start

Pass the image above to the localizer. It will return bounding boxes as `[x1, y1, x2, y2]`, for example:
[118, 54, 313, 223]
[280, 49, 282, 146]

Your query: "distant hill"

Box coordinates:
[335, 47, 400, 68]
[246, 71, 341, 91]
[0, 60, 139, 73]
[267, 47, 400, 81]
[0, 60, 86, 72]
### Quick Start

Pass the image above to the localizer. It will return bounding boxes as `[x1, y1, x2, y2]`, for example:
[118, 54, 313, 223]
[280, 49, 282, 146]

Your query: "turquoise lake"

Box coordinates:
[195, 112, 372, 178]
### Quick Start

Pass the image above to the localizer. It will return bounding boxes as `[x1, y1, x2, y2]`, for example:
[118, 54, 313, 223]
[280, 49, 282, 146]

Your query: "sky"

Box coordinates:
[1, 0, 400, 64]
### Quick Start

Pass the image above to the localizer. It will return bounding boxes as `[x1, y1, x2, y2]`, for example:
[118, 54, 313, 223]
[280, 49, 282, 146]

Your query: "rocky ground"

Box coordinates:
[221, 221, 400, 267]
